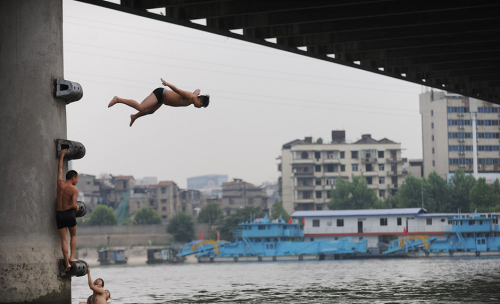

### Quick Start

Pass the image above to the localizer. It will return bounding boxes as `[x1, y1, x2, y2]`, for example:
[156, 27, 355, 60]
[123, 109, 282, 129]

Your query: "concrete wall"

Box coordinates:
[0, 1, 71, 303]
[76, 224, 212, 247]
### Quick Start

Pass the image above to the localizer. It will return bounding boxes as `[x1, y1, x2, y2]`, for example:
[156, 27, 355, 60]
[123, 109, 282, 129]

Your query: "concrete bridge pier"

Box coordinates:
[0, 1, 72, 303]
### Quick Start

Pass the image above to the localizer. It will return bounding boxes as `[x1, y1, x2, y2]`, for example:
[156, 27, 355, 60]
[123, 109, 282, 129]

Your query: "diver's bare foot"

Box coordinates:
[69, 258, 78, 262]
[130, 114, 137, 127]
[65, 263, 71, 272]
[108, 96, 118, 108]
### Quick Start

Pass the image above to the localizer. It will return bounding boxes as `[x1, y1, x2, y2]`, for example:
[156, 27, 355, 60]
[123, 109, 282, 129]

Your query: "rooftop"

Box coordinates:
[292, 208, 426, 218]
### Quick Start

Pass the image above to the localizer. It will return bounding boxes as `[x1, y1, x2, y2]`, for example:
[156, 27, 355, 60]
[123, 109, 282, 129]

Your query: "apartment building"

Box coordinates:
[420, 91, 500, 178]
[129, 181, 181, 222]
[187, 174, 228, 198]
[280, 131, 405, 214]
[180, 189, 206, 218]
[99, 175, 134, 209]
[222, 179, 268, 215]
[75, 174, 101, 211]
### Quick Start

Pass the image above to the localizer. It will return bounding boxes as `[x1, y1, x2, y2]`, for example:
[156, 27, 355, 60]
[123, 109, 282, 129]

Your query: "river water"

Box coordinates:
[71, 257, 500, 303]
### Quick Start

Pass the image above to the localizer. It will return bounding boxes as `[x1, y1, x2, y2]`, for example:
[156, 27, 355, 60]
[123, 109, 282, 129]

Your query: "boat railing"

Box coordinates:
[306, 225, 452, 234]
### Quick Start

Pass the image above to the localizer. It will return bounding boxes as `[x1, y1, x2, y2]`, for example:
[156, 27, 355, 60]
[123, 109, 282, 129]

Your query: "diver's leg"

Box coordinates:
[130, 103, 162, 127]
[109, 93, 158, 111]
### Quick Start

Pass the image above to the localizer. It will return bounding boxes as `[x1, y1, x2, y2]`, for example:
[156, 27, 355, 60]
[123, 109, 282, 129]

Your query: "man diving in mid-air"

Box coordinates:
[108, 78, 210, 126]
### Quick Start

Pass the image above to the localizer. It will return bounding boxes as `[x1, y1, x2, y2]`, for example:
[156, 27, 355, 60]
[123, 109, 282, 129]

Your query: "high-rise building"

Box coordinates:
[187, 174, 228, 198]
[279, 132, 405, 214]
[419, 91, 500, 179]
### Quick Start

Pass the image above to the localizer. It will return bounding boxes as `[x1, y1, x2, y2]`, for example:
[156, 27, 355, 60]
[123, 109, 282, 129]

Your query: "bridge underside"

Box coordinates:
[78, 0, 500, 103]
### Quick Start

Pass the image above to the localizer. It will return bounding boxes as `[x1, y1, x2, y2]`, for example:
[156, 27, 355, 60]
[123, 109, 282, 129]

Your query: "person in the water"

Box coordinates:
[56, 149, 79, 272]
[108, 78, 210, 126]
[86, 267, 107, 304]
[79, 290, 110, 304]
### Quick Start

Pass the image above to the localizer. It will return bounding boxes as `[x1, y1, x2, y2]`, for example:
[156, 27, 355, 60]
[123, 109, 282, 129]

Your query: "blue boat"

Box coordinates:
[178, 215, 368, 262]
[383, 213, 500, 257]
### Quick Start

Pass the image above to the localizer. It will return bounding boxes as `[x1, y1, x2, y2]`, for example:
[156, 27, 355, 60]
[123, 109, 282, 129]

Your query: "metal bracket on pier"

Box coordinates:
[75, 201, 87, 218]
[54, 79, 83, 104]
[55, 139, 86, 160]
[59, 259, 89, 278]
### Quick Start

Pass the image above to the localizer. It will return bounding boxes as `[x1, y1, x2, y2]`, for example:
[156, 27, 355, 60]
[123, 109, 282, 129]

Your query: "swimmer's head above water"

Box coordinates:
[94, 278, 104, 288]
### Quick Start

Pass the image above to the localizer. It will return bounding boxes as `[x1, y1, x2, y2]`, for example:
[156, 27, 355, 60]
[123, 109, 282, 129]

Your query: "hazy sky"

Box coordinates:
[64, 0, 425, 188]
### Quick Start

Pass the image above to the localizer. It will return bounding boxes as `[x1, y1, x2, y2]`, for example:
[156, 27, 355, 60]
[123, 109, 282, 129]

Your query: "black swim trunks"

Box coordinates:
[153, 87, 165, 104]
[56, 209, 77, 229]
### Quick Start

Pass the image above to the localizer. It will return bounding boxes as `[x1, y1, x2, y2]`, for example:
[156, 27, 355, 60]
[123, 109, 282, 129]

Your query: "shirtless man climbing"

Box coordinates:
[87, 268, 107, 304]
[108, 78, 210, 126]
[56, 149, 80, 272]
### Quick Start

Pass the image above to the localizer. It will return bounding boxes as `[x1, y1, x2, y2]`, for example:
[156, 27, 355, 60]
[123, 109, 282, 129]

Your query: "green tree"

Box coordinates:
[448, 168, 476, 213]
[395, 175, 426, 209]
[270, 201, 290, 222]
[374, 199, 390, 209]
[166, 212, 195, 243]
[121, 217, 134, 226]
[134, 207, 162, 225]
[469, 178, 499, 212]
[88, 205, 117, 226]
[219, 207, 265, 242]
[425, 172, 452, 213]
[315, 137, 323, 144]
[328, 175, 377, 210]
[382, 194, 398, 209]
[197, 201, 224, 225]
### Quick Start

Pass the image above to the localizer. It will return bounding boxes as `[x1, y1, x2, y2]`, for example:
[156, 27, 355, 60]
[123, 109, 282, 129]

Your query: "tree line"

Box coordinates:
[329, 168, 500, 213]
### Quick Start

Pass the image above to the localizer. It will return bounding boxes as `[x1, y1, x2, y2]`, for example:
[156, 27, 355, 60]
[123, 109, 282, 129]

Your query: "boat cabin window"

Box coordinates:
[479, 220, 483, 225]
[494, 217, 499, 224]
[337, 219, 344, 227]
[448, 220, 452, 225]
[397, 218, 402, 226]
[380, 218, 388, 226]
[441, 218, 446, 222]
[426, 218, 432, 225]
[258, 225, 265, 230]
[313, 219, 320, 227]
[310, 238, 314, 241]
[469, 220, 475, 225]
